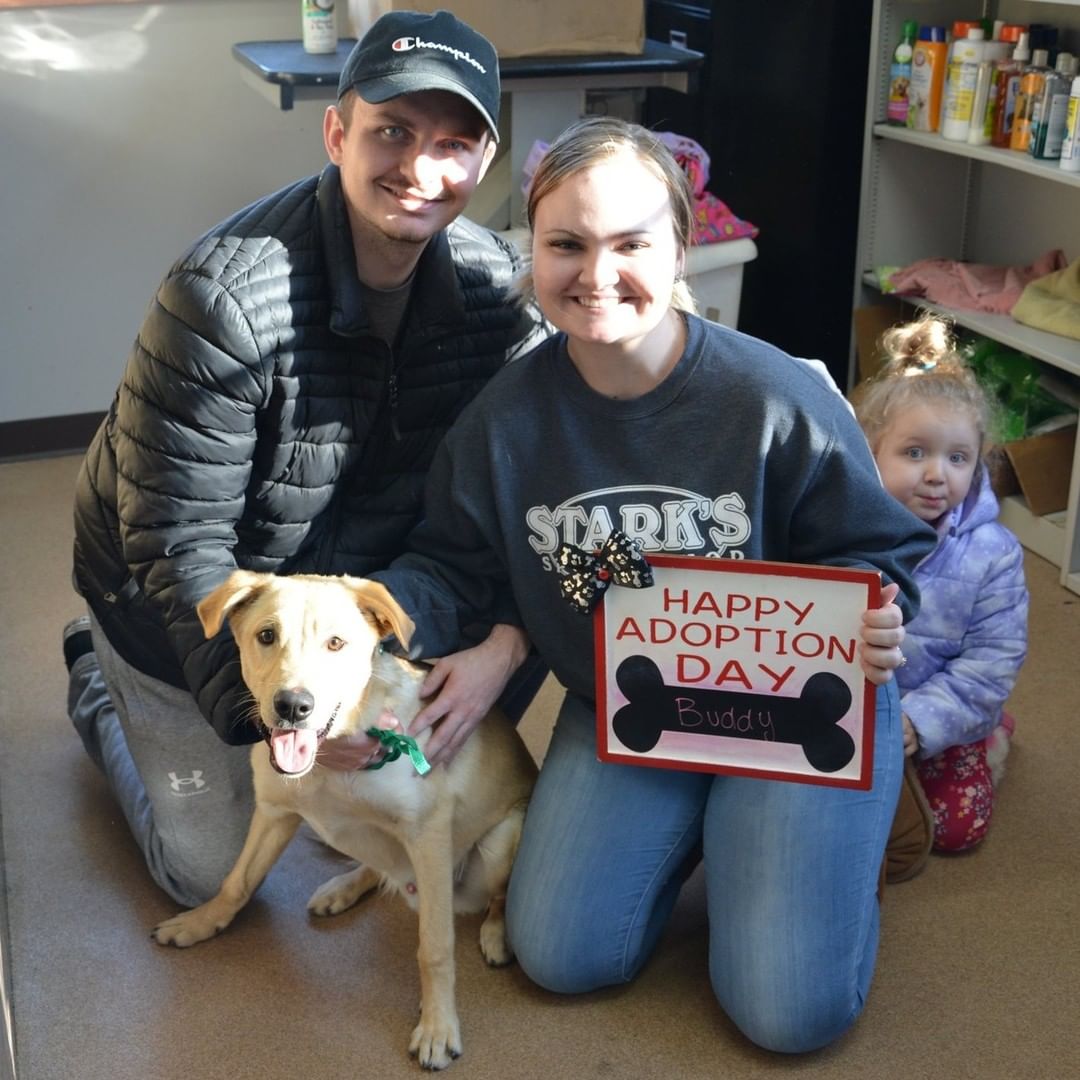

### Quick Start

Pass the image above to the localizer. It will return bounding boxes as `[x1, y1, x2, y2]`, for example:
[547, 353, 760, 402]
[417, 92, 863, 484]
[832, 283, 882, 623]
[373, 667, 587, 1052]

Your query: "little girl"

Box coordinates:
[857, 316, 1029, 856]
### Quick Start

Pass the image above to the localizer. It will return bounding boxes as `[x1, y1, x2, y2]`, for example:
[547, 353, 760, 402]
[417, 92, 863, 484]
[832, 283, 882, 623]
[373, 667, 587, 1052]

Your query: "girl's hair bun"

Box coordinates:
[855, 312, 1000, 457]
[880, 315, 953, 376]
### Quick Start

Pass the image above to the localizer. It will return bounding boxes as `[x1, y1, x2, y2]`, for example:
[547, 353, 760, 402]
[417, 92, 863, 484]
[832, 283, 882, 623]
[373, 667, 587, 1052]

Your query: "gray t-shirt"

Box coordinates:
[358, 273, 414, 346]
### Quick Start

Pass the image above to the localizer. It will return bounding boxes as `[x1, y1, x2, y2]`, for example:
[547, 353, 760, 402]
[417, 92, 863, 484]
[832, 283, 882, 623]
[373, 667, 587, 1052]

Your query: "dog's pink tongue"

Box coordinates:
[269, 728, 318, 774]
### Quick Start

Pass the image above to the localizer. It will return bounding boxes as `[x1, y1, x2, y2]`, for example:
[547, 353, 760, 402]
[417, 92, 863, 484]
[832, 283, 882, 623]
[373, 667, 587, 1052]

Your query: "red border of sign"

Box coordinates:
[594, 555, 881, 790]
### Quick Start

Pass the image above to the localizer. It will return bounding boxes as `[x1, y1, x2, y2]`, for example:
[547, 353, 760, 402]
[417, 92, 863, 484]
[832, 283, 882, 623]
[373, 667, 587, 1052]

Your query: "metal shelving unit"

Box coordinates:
[854, 0, 1080, 596]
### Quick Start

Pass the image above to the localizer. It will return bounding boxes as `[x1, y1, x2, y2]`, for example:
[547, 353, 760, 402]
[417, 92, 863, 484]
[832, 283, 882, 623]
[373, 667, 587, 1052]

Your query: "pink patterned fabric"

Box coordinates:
[915, 733, 1002, 851]
[889, 250, 1067, 314]
[654, 132, 759, 245]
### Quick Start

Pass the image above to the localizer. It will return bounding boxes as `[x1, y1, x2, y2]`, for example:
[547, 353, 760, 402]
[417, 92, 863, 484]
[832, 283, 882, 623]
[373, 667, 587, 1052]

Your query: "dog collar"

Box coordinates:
[364, 726, 431, 776]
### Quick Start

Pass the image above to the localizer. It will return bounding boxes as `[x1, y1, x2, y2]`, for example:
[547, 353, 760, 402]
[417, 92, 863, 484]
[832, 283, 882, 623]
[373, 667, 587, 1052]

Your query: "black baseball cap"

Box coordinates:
[338, 10, 500, 142]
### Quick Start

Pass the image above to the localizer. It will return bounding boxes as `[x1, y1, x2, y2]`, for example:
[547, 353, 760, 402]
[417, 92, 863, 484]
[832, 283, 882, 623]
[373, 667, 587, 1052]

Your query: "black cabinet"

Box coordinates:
[642, 2, 714, 157]
[643, 1, 872, 385]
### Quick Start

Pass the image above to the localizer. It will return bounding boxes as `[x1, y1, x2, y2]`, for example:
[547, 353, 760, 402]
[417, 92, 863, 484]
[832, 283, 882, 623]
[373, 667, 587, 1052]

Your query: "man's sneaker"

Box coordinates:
[62, 615, 94, 672]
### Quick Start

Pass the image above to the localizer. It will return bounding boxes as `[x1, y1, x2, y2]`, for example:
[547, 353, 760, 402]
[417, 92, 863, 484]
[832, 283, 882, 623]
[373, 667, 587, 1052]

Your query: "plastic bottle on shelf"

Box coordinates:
[907, 25, 948, 132]
[1060, 73, 1080, 173]
[968, 57, 998, 145]
[936, 22, 982, 130]
[942, 28, 986, 142]
[1033, 55, 1079, 160]
[1010, 49, 1051, 152]
[887, 19, 920, 125]
[302, 0, 338, 55]
[991, 31, 1031, 148]
[978, 25, 1024, 145]
[950, 19, 983, 44]
[984, 23, 1019, 65]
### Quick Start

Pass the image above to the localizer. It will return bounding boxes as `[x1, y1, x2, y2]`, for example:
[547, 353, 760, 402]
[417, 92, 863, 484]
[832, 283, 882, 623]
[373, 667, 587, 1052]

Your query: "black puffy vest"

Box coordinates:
[73, 165, 541, 743]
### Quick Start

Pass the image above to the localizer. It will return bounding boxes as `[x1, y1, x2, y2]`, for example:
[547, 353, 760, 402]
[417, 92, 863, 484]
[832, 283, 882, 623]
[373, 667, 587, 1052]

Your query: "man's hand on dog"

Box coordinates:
[316, 716, 399, 771]
[409, 623, 530, 768]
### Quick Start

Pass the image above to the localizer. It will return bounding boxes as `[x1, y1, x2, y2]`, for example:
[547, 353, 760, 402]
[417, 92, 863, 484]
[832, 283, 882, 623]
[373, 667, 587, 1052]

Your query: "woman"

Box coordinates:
[377, 116, 936, 1052]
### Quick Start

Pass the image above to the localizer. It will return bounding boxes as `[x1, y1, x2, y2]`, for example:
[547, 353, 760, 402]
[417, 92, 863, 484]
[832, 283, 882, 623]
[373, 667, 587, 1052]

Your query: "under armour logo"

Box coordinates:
[168, 770, 207, 795]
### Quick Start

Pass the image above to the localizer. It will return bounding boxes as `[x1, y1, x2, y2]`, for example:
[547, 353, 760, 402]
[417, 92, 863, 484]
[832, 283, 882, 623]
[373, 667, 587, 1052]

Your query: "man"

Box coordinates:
[64, 10, 545, 909]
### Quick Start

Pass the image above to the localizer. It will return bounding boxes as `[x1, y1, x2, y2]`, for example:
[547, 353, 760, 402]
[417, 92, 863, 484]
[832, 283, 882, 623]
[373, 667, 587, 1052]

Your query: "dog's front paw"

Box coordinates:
[307, 864, 381, 916]
[152, 901, 234, 948]
[409, 1011, 462, 1071]
[478, 907, 513, 968]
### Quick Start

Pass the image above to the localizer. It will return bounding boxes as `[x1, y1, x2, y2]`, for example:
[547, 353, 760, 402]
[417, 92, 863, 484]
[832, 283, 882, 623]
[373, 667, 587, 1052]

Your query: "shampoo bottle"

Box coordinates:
[1033, 55, 1079, 160]
[991, 31, 1031, 147]
[970, 25, 1015, 145]
[1010, 49, 1051, 152]
[942, 28, 986, 142]
[981, 25, 1024, 146]
[887, 20, 920, 125]
[907, 26, 948, 132]
[968, 58, 997, 144]
[302, 0, 337, 55]
[1060, 74, 1080, 173]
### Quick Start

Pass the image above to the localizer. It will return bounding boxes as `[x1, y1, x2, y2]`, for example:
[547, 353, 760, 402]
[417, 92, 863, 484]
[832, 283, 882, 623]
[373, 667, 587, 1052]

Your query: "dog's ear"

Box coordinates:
[196, 570, 269, 639]
[344, 578, 415, 650]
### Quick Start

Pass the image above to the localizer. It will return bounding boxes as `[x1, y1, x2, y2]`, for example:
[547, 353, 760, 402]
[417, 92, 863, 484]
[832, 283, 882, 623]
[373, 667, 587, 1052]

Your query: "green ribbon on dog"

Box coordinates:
[364, 726, 431, 776]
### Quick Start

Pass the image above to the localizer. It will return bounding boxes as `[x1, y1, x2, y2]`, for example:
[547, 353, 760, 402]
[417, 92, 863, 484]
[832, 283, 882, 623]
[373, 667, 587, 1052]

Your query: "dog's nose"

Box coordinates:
[272, 688, 315, 726]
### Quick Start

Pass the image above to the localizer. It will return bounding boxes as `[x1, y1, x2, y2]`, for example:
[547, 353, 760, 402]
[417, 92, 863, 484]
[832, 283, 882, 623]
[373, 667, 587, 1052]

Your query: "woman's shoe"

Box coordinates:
[885, 758, 934, 884]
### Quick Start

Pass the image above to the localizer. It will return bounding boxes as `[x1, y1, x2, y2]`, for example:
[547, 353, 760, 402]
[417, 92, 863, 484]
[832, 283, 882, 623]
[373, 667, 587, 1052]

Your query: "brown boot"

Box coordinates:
[885, 758, 934, 884]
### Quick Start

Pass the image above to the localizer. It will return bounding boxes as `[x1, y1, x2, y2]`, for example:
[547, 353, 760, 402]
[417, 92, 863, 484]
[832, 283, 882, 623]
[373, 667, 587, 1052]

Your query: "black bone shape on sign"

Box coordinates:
[611, 655, 855, 773]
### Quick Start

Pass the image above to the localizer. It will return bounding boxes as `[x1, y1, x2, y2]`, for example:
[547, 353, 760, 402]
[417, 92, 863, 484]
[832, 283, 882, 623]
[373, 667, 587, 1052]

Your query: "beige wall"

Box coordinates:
[0, 0, 332, 424]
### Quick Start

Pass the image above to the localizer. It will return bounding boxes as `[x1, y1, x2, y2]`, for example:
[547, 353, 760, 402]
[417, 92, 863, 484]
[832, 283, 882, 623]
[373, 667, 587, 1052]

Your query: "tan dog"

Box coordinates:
[152, 571, 537, 1070]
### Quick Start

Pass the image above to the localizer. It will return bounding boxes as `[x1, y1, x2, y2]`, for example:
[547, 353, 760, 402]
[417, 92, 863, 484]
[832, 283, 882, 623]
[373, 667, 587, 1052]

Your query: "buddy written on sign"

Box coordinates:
[594, 555, 881, 789]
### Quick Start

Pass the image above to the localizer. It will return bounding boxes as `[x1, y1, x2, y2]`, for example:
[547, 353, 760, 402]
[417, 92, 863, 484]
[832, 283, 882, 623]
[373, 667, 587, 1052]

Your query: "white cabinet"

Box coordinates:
[854, 0, 1080, 596]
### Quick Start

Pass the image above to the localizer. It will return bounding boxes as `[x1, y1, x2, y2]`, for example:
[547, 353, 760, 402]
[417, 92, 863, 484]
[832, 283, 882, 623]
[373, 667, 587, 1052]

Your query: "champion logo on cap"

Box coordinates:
[389, 35, 487, 74]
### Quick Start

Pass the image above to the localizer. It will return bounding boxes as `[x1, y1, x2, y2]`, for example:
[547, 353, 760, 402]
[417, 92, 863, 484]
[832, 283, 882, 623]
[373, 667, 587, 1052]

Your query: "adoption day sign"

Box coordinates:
[595, 555, 881, 789]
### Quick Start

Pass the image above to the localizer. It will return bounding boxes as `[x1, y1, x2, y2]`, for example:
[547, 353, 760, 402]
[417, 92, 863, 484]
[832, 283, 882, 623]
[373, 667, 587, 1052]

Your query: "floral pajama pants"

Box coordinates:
[915, 739, 994, 851]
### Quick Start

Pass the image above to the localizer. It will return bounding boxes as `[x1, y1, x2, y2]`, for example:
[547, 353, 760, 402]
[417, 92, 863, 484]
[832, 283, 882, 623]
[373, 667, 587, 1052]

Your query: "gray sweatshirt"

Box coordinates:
[377, 315, 936, 702]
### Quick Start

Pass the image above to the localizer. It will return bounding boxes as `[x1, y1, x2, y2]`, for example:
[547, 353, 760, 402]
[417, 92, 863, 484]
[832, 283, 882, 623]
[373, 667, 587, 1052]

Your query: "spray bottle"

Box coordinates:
[887, 20, 920, 125]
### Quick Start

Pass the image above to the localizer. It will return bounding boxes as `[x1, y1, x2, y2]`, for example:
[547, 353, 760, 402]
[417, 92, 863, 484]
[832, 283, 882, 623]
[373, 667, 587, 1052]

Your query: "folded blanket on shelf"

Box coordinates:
[888, 250, 1067, 314]
[1011, 257, 1080, 342]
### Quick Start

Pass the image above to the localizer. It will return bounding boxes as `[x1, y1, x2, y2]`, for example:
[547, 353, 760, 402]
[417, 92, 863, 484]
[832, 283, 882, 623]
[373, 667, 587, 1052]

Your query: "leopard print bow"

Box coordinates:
[556, 530, 654, 615]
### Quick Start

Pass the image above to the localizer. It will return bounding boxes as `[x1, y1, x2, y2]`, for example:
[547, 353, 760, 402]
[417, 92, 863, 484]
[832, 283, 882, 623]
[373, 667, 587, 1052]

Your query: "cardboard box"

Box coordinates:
[996, 424, 1077, 518]
[380, 1, 645, 58]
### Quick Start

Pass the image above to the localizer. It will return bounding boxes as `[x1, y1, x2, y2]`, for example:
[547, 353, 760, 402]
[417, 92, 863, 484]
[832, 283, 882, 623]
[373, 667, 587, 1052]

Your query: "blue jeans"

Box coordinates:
[506, 682, 903, 1054]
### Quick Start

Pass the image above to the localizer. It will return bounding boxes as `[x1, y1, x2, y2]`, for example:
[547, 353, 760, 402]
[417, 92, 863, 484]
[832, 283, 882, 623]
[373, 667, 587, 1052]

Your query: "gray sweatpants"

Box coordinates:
[67, 610, 255, 908]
